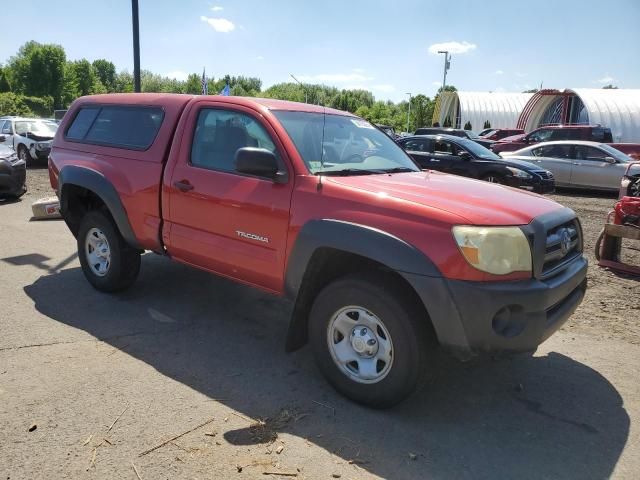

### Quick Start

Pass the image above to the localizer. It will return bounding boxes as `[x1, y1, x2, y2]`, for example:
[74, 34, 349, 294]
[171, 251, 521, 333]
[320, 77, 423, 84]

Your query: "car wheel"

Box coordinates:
[630, 177, 640, 197]
[482, 173, 505, 184]
[17, 145, 32, 168]
[309, 273, 432, 408]
[77, 210, 141, 292]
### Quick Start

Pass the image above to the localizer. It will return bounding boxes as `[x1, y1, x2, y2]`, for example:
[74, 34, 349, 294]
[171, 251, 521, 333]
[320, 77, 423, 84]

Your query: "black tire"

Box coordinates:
[17, 145, 32, 168]
[629, 177, 640, 197]
[594, 228, 604, 261]
[77, 210, 141, 292]
[481, 173, 505, 184]
[309, 273, 432, 408]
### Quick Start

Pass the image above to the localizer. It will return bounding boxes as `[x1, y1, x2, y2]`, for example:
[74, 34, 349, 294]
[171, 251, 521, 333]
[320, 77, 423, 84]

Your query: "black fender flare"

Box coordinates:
[58, 165, 141, 249]
[283, 219, 443, 351]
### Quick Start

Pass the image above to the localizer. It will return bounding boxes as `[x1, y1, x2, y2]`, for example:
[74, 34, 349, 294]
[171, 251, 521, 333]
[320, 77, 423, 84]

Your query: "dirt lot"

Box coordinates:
[1, 168, 639, 479]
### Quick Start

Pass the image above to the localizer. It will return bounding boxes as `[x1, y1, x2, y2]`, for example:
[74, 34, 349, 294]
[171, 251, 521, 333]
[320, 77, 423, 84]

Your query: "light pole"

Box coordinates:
[437, 50, 450, 93]
[290, 74, 308, 104]
[131, 0, 141, 92]
[406, 92, 412, 133]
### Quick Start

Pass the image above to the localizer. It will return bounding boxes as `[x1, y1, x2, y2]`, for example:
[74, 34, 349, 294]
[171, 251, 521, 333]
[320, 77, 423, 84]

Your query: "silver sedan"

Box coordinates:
[502, 141, 639, 195]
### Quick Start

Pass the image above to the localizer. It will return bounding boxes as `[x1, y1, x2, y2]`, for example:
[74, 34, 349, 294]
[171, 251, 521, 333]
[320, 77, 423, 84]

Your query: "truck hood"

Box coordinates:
[327, 171, 562, 225]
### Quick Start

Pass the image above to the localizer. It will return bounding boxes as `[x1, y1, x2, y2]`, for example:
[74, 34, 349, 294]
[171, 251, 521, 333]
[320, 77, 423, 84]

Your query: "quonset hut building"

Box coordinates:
[432, 88, 640, 142]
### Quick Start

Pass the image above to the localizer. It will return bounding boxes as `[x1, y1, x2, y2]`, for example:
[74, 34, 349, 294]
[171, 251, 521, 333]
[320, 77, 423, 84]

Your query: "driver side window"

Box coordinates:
[529, 129, 552, 143]
[434, 140, 454, 154]
[1, 121, 12, 134]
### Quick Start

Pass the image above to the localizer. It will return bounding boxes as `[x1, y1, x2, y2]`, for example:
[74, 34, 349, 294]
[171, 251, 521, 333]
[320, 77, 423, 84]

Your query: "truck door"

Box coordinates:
[530, 144, 573, 186]
[164, 103, 294, 293]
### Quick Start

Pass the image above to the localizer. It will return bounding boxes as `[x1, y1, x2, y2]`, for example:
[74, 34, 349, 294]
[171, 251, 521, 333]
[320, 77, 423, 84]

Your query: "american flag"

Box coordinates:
[201, 68, 208, 95]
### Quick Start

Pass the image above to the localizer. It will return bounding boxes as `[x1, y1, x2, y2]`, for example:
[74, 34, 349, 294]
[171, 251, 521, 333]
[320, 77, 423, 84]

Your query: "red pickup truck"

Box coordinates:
[491, 125, 640, 159]
[49, 94, 587, 407]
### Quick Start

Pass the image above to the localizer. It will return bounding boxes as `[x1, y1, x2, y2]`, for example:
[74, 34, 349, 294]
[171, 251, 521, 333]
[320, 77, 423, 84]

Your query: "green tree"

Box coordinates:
[114, 71, 134, 93]
[483, 120, 491, 129]
[7, 41, 67, 108]
[92, 59, 116, 92]
[464, 121, 472, 130]
[184, 73, 202, 94]
[443, 116, 452, 128]
[0, 67, 10, 92]
[70, 59, 96, 96]
[602, 84, 618, 89]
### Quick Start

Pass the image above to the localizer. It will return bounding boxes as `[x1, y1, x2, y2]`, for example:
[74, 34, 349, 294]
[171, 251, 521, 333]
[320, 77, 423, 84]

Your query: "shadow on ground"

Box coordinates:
[24, 254, 630, 479]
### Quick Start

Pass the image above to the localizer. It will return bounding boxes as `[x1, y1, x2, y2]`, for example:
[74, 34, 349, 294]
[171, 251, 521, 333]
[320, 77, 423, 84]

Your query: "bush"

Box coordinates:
[0, 92, 53, 117]
[463, 121, 472, 130]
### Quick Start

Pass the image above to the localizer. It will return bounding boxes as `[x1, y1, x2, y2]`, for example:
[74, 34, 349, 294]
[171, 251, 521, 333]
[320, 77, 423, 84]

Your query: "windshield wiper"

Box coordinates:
[381, 167, 416, 173]
[316, 168, 387, 176]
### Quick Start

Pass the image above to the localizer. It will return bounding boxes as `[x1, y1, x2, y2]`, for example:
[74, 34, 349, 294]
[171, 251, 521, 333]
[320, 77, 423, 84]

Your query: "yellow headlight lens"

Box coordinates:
[452, 226, 532, 275]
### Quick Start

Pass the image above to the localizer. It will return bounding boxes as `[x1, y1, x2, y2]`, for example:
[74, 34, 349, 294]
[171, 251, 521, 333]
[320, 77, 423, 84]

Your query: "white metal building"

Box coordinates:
[433, 91, 533, 131]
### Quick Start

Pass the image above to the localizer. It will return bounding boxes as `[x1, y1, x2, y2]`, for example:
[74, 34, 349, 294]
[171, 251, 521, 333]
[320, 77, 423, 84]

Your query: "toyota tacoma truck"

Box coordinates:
[49, 94, 588, 407]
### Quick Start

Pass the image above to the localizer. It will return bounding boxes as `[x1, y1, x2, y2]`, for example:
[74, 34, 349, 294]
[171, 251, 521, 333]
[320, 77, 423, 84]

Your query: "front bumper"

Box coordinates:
[0, 160, 27, 197]
[507, 176, 555, 194]
[404, 255, 587, 356]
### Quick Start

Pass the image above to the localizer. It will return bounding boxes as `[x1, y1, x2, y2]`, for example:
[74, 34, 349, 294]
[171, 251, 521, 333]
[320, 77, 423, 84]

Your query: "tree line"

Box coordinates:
[0, 41, 455, 132]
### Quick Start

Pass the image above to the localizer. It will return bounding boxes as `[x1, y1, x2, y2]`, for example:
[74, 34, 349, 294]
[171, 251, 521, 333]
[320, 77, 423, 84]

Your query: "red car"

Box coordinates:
[49, 94, 587, 407]
[480, 128, 524, 141]
[491, 124, 640, 158]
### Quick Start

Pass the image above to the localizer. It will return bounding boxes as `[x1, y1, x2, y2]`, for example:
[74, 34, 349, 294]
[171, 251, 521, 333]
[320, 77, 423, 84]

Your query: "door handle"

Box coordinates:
[573, 162, 581, 165]
[174, 180, 194, 192]
[431, 159, 440, 162]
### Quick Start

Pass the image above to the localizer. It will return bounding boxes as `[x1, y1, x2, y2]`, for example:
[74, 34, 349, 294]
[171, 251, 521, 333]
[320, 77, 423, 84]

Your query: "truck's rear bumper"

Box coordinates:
[403, 255, 587, 357]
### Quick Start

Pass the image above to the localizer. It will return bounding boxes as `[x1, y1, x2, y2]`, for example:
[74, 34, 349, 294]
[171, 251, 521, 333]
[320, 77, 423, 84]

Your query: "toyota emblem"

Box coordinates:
[559, 228, 572, 255]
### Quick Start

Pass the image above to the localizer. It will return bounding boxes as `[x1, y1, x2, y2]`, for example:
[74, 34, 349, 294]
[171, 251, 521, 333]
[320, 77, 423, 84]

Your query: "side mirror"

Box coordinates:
[0, 135, 5, 142]
[235, 147, 287, 183]
[604, 156, 617, 164]
[459, 151, 472, 161]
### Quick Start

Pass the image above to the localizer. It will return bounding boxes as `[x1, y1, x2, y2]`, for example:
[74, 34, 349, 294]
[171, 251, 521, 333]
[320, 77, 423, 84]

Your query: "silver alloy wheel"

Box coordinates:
[485, 175, 499, 183]
[85, 228, 111, 277]
[18, 147, 28, 161]
[327, 306, 394, 384]
[630, 178, 640, 197]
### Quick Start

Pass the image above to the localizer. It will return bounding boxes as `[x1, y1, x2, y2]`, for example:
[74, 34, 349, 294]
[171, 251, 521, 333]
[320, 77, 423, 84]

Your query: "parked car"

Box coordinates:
[397, 135, 555, 193]
[501, 141, 640, 194]
[0, 117, 58, 166]
[491, 125, 640, 159]
[413, 127, 495, 149]
[480, 128, 525, 141]
[49, 93, 587, 407]
[0, 143, 27, 199]
[375, 124, 399, 140]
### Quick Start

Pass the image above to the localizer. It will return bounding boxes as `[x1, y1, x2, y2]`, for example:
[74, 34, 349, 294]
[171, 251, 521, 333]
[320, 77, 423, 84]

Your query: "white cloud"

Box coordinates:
[200, 16, 235, 33]
[298, 73, 373, 83]
[166, 71, 189, 81]
[495, 69, 504, 75]
[428, 41, 476, 55]
[211, 5, 224, 11]
[595, 74, 615, 84]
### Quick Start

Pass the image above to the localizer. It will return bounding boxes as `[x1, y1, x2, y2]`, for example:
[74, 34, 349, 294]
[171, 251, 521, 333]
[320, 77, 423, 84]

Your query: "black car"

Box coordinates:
[414, 127, 495, 149]
[397, 134, 555, 193]
[0, 143, 27, 199]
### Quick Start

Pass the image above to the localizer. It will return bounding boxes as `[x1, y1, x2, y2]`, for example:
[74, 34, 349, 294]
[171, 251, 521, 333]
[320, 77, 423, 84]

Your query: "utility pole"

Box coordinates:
[132, 0, 141, 92]
[290, 74, 308, 104]
[437, 50, 450, 93]
[406, 92, 412, 133]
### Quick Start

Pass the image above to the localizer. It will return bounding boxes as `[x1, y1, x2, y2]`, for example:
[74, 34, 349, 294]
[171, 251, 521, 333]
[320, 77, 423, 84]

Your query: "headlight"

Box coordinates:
[36, 142, 50, 149]
[452, 226, 532, 275]
[506, 166, 532, 179]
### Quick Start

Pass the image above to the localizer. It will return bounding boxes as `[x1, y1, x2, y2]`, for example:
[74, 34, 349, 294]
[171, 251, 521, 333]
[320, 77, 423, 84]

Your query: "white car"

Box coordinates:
[0, 117, 58, 166]
[501, 140, 639, 195]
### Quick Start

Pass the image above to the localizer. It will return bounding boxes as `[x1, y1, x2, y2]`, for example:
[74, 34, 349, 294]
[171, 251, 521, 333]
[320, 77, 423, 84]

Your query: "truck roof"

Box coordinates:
[74, 93, 353, 116]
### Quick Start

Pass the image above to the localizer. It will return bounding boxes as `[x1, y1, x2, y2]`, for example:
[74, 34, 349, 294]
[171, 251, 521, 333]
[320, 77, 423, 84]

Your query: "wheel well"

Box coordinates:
[61, 184, 111, 237]
[285, 248, 434, 352]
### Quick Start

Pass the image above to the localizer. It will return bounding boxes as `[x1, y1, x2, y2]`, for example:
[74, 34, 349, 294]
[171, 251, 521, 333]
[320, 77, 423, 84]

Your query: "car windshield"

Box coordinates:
[14, 120, 58, 137]
[456, 138, 501, 160]
[273, 111, 419, 175]
[464, 130, 480, 139]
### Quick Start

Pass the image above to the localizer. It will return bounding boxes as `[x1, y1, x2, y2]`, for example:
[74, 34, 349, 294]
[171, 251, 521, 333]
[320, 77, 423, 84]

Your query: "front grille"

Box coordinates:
[535, 170, 554, 180]
[542, 219, 581, 277]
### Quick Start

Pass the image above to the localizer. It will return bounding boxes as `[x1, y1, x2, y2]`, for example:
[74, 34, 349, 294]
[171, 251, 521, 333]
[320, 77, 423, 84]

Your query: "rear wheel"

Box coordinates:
[309, 273, 432, 408]
[77, 210, 141, 292]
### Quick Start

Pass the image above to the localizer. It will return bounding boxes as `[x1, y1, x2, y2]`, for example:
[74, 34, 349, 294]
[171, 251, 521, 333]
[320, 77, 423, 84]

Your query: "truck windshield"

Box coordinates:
[273, 111, 419, 175]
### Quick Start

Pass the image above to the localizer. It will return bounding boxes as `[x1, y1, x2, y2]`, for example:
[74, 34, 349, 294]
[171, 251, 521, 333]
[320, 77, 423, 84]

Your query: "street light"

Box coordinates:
[406, 92, 412, 134]
[131, 0, 141, 92]
[437, 50, 451, 93]
[290, 74, 308, 104]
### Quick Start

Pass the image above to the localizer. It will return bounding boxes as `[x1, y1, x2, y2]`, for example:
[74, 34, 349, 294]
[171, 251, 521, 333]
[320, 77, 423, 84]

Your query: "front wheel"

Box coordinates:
[309, 274, 432, 408]
[482, 173, 505, 184]
[77, 210, 141, 292]
[17, 145, 32, 168]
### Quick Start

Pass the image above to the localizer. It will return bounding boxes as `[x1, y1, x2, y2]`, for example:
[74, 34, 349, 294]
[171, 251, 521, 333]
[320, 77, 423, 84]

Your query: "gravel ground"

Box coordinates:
[0, 167, 638, 479]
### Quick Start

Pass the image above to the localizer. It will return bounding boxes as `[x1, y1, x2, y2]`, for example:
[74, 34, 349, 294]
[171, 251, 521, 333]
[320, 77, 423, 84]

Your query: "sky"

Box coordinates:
[1, 0, 639, 103]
